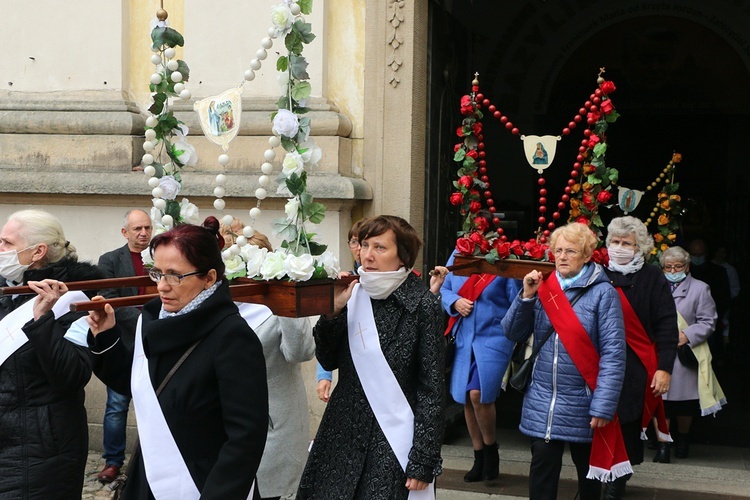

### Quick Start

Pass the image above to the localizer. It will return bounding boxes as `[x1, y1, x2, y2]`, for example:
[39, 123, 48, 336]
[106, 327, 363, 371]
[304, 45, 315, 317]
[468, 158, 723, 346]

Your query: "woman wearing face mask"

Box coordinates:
[298, 215, 444, 499]
[658, 246, 720, 461]
[601, 217, 678, 499]
[0, 209, 104, 498]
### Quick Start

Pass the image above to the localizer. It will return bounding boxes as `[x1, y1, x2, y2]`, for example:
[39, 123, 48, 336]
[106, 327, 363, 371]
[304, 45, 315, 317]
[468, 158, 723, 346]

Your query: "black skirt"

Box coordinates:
[664, 399, 700, 418]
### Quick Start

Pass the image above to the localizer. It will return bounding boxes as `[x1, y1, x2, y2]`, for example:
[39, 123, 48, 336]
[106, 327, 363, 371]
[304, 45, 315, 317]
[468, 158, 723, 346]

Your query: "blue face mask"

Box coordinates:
[664, 271, 686, 283]
[691, 255, 705, 266]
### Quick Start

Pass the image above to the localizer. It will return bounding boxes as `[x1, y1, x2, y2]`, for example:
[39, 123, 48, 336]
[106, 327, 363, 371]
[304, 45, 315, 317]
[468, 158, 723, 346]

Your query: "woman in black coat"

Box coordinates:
[86, 217, 268, 500]
[297, 216, 445, 500]
[602, 216, 678, 499]
[0, 209, 103, 499]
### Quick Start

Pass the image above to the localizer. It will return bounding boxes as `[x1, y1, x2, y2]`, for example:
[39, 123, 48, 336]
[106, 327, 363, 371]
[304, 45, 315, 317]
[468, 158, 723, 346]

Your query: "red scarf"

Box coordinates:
[443, 273, 496, 336]
[538, 275, 632, 482]
[616, 288, 672, 443]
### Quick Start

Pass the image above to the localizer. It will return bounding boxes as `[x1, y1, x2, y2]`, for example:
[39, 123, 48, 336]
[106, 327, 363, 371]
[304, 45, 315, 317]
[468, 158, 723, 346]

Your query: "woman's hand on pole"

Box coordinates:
[85, 296, 116, 336]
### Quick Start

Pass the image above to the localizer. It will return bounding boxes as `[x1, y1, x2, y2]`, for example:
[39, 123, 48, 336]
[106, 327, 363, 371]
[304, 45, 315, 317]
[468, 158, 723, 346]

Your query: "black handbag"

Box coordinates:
[677, 344, 698, 369]
[509, 288, 586, 393]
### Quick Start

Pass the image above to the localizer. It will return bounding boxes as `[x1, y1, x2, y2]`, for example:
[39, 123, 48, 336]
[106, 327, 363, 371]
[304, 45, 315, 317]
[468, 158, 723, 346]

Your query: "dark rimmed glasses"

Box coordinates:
[148, 269, 203, 286]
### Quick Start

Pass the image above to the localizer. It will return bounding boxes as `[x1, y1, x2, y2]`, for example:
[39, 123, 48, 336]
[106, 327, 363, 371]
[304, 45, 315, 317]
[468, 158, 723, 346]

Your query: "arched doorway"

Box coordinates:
[427, 0, 750, 447]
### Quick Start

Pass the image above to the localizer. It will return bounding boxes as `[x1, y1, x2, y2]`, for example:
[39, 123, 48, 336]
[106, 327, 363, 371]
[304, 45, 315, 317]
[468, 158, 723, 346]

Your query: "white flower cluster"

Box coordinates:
[223, 245, 340, 282]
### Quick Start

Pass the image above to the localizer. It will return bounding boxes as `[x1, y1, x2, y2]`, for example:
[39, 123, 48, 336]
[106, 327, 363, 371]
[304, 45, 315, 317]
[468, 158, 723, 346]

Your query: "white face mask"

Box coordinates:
[357, 267, 410, 300]
[607, 244, 636, 265]
[0, 246, 34, 284]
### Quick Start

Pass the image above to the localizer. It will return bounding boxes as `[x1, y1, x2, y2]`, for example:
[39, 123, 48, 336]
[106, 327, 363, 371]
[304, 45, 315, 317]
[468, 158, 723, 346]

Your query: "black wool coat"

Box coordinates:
[297, 273, 445, 500]
[605, 263, 679, 424]
[0, 258, 103, 499]
[89, 280, 268, 500]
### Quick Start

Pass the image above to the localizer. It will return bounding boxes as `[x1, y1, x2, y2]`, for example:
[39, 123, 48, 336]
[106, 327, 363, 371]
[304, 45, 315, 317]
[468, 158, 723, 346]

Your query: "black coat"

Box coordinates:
[0, 258, 103, 499]
[89, 280, 268, 500]
[604, 263, 679, 424]
[298, 273, 445, 500]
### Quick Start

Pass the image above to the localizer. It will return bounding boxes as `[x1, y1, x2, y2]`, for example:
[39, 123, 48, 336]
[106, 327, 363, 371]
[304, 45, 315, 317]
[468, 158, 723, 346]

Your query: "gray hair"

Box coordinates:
[606, 216, 654, 257]
[122, 209, 151, 229]
[659, 245, 690, 267]
[7, 209, 77, 264]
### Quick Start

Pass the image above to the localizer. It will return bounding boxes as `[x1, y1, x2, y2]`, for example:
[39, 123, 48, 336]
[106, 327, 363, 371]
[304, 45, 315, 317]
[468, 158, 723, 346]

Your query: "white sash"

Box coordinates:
[347, 284, 435, 500]
[237, 302, 273, 330]
[131, 318, 255, 500]
[0, 290, 89, 368]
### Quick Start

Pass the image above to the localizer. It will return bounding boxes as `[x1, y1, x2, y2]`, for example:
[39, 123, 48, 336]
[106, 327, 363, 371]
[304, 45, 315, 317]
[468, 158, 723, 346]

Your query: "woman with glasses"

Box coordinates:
[658, 246, 719, 461]
[85, 216, 268, 499]
[600, 216, 678, 498]
[501, 222, 627, 500]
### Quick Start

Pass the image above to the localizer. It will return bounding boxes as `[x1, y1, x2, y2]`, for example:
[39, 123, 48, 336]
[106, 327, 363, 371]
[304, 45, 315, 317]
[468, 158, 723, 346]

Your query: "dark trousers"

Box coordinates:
[529, 438, 601, 500]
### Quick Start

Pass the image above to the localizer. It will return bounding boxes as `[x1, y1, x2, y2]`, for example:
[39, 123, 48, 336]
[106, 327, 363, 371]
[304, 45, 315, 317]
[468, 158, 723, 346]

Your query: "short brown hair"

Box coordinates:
[348, 218, 368, 241]
[358, 215, 421, 269]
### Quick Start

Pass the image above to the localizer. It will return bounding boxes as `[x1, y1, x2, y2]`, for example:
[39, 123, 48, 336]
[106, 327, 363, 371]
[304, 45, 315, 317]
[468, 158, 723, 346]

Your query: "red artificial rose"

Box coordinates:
[493, 240, 511, 258]
[474, 216, 489, 232]
[469, 189, 480, 199]
[469, 201, 482, 213]
[528, 243, 546, 260]
[509, 240, 524, 256]
[460, 95, 472, 107]
[449, 192, 464, 206]
[454, 143, 463, 153]
[466, 149, 478, 160]
[456, 126, 466, 138]
[596, 190, 612, 204]
[600, 80, 616, 95]
[576, 216, 590, 226]
[600, 99, 614, 114]
[460, 95, 474, 115]
[472, 122, 483, 136]
[469, 231, 490, 253]
[582, 192, 596, 210]
[458, 175, 473, 189]
[455, 237, 475, 255]
[587, 134, 601, 149]
[591, 247, 609, 265]
[587, 110, 601, 123]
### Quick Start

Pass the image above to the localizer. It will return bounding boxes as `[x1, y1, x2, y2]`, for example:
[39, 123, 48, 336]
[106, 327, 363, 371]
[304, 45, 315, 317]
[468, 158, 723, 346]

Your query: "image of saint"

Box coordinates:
[621, 189, 636, 213]
[532, 142, 548, 165]
[208, 101, 221, 136]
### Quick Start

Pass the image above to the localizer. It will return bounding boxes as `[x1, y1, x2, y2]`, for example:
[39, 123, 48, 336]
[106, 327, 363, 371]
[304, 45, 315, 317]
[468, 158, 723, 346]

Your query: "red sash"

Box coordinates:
[538, 275, 632, 482]
[616, 288, 672, 442]
[443, 273, 496, 336]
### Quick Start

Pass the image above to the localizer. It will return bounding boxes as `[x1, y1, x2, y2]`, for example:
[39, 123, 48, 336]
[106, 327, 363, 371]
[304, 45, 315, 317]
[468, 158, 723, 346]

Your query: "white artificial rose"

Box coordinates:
[260, 251, 287, 280]
[173, 137, 198, 167]
[281, 151, 305, 178]
[272, 109, 299, 139]
[277, 71, 290, 94]
[299, 139, 323, 168]
[140, 248, 153, 267]
[316, 250, 340, 278]
[270, 4, 294, 37]
[284, 253, 315, 281]
[223, 255, 247, 277]
[179, 198, 200, 224]
[158, 175, 181, 200]
[284, 197, 300, 223]
[243, 245, 268, 278]
[148, 208, 167, 236]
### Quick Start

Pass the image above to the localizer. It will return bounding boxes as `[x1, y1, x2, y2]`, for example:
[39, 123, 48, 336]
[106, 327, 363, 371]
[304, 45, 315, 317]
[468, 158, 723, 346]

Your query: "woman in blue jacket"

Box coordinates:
[441, 251, 520, 482]
[501, 223, 626, 500]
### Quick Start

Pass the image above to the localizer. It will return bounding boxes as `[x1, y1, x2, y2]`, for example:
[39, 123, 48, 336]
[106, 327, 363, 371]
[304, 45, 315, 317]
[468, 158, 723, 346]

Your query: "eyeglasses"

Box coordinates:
[663, 263, 686, 272]
[148, 269, 203, 286]
[348, 239, 360, 248]
[553, 248, 580, 257]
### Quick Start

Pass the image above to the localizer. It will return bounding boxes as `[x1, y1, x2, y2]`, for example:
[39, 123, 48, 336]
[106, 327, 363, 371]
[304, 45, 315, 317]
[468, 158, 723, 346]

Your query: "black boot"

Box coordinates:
[653, 442, 671, 463]
[463, 449, 484, 482]
[482, 442, 499, 481]
[603, 473, 631, 500]
[674, 432, 690, 459]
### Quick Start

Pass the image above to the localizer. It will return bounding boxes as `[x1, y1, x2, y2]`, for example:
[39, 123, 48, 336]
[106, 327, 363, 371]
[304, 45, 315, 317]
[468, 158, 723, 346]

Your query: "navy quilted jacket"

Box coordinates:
[502, 263, 625, 443]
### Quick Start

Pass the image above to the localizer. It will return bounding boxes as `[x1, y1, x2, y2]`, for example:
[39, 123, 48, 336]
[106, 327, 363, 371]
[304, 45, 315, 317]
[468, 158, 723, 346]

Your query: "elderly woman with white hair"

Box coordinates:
[658, 245, 720, 462]
[0, 209, 103, 498]
[601, 216, 678, 499]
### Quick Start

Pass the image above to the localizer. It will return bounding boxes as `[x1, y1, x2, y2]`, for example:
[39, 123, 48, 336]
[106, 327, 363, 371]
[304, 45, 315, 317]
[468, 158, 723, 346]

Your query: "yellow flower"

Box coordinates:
[660, 200, 671, 210]
[583, 182, 593, 192]
[672, 153, 682, 164]
[658, 214, 670, 226]
[667, 233, 676, 241]
[654, 233, 664, 243]
[658, 192, 668, 200]
[570, 207, 581, 217]
[572, 183, 581, 193]
[669, 194, 681, 202]
[660, 243, 669, 251]
[651, 248, 658, 255]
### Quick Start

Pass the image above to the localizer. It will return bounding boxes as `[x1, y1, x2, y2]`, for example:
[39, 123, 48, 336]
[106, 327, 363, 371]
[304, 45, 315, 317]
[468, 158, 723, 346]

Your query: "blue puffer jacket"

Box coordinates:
[501, 263, 625, 443]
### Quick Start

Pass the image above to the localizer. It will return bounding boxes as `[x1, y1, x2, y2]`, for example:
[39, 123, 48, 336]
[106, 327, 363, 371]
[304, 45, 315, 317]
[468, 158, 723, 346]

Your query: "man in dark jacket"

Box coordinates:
[0, 209, 103, 499]
[95, 208, 152, 483]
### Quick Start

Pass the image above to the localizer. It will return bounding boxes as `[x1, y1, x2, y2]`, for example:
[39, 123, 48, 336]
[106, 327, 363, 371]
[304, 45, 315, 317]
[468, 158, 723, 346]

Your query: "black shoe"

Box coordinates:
[653, 442, 671, 463]
[463, 449, 484, 482]
[603, 473, 631, 500]
[482, 442, 499, 481]
[674, 432, 690, 459]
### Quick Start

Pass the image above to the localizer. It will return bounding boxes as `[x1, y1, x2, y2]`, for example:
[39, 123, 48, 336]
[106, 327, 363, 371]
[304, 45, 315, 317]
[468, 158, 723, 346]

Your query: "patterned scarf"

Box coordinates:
[159, 280, 222, 319]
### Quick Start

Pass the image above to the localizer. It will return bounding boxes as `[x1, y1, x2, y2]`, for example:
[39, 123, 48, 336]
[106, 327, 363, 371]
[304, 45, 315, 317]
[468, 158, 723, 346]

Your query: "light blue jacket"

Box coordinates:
[501, 263, 625, 442]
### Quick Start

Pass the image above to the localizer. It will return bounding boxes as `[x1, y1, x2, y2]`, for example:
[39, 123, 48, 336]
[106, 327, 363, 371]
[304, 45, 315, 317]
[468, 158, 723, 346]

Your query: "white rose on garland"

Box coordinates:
[244, 245, 268, 279]
[284, 197, 300, 223]
[281, 150, 305, 179]
[284, 253, 315, 281]
[315, 250, 340, 278]
[140, 248, 154, 268]
[172, 126, 198, 167]
[260, 251, 287, 280]
[158, 175, 181, 200]
[270, 4, 295, 38]
[179, 198, 200, 224]
[299, 138, 322, 168]
[224, 255, 247, 280]
[272, 108, 300, 139]
[148, 208, 168, 236]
